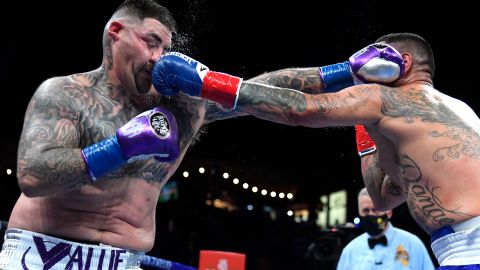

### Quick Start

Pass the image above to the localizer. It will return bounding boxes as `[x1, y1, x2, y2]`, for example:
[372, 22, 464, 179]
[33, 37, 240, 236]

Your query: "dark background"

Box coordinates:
[0, 0, 476, 269]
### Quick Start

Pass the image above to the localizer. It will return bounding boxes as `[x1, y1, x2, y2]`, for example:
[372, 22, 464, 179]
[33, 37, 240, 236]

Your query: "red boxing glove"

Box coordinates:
[355, 124, 377, 157]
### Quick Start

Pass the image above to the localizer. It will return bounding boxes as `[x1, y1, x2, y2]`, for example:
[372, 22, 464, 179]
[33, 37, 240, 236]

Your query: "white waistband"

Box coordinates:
[451, 216, 480, 232]
[431, 226, 480, 266]
[0, 228, 144, 270]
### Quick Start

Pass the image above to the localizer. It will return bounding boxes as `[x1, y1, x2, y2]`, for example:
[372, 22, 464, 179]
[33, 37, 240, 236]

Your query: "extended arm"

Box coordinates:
[151, 57, 380, 126]
[152, 45, 404, 123]
[200, 68, 323, 124]
[248, 68, 325, 94]
[234, 81, 383, 128]
[202, 68, 323, 124]
[248, 43, 404, 93]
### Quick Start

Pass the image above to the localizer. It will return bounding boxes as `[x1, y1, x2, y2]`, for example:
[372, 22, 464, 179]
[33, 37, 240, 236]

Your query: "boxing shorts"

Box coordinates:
[0, 228, 144, 270]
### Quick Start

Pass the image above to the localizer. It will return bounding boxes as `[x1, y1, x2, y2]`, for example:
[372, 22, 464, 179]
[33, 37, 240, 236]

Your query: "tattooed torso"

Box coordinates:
[369, 85, 480, 234]
[9, 70, 211, 251]
[238, 68, 480, 234]
[240, 69, 480, 235]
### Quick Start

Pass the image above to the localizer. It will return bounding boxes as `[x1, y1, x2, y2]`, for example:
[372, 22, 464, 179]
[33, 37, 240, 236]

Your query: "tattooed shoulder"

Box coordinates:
[27, 75, 98, 126]
[379, 87, 463, 126]
[379, 87, 425, 119]
[380, 87, 480, 160]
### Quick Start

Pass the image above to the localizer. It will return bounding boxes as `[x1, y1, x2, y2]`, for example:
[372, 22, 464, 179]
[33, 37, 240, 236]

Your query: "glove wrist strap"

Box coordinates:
[319, 61, 355, 92]
[201, 71, 242, 110]
[81, 136, 127, 182]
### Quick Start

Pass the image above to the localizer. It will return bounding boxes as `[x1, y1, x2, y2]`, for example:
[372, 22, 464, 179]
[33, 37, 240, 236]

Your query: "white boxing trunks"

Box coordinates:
[0, 228, 144, 270]
[431, 216, 480, 268]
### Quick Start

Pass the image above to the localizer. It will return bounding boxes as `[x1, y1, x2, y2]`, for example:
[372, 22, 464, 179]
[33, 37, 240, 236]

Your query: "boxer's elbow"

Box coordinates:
[17, 173, 52, 198]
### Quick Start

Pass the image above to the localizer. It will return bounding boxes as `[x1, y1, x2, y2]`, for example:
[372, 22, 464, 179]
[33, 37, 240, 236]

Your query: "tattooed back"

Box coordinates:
[366, 84, 480, 234]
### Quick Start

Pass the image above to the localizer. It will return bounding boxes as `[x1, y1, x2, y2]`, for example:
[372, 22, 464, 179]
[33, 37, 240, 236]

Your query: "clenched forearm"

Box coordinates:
[361, 153, 404, 210]
[236, 81, 308, 125]
[248, 68, 325, 94]
[236, 81, 372, 128]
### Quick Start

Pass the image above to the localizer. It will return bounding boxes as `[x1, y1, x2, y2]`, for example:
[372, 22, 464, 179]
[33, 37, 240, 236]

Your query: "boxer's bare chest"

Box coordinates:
[79, 90, 205, 183]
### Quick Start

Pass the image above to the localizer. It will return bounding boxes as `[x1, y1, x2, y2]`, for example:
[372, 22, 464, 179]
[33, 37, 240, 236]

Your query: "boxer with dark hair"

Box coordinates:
[0, 0, 408, 264]
[154, 33, 480, 269]
[0, 1, 403, 269]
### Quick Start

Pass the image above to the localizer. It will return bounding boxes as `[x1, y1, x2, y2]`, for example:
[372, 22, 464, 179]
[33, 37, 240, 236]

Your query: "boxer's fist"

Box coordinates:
[82, 107, 179, 181]
[116, 107, 179, 162]
[319, 43, 404, 92]
[151, 52, 208, 96]
[152, 52, 243, 109]
[349, 43, 404, 84]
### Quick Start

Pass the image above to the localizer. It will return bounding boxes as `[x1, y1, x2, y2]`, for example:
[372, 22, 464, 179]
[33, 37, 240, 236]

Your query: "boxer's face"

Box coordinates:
[114, 18, 172, 95]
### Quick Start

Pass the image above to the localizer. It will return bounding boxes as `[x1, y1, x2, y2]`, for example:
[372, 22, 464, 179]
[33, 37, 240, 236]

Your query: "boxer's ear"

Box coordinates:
[108, 21, 124, 41]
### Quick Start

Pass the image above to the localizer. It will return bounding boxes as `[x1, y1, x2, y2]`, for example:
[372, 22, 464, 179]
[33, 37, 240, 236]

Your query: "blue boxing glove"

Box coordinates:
[319, 43, 405, 92]
[152, 52, 243, 110]
[82, 107, 180, 181]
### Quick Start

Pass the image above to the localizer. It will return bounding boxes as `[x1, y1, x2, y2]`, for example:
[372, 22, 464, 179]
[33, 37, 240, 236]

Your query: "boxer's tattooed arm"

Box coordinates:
[237, 82, 376, 127]
[380, 87, 480, 160]
[248, 68, 324, 94]
[203, 72, 319, 124]
[17, 77, 92, 194]
[362, 153, 385, 201]
[237, 82, 307, 124]
[203, 101, 248, 123]
[361, 153, 403, 210]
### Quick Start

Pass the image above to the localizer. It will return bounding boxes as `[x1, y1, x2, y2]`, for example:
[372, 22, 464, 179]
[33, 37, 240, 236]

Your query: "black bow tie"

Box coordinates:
[368, 235, 387, 249]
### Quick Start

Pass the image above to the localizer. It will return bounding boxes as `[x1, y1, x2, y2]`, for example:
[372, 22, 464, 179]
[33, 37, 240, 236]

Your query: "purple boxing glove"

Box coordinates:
[319, 43, 405, 92]
[349, 43, 405, 83]
[82, 107, 179, 181]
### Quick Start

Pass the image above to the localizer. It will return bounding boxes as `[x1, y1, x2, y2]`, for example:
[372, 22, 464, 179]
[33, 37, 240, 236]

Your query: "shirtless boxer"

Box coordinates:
[153, 33, 480, 268]
[0, 0, 400, 269]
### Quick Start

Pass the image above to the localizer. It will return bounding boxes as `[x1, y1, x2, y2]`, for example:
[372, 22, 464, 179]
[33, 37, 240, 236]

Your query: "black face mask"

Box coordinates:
[360, 214, 389, 236]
